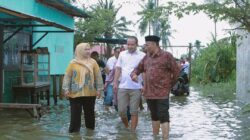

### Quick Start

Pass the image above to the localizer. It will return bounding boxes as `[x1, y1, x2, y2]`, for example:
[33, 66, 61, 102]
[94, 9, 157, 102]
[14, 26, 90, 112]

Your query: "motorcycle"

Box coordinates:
[171, 69, 190, 96]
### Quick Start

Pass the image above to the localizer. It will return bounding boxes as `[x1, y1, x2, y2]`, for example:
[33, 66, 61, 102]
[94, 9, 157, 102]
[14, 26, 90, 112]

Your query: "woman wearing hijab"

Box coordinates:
[62, 43, 104, 133]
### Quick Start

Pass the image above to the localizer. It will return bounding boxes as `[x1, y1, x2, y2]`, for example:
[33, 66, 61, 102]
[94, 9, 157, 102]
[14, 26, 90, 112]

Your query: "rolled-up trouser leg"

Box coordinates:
[147, 98, 170, 138]
[117, 89, 130, 118]
[147, 98, 170, 123]
[104, 84, 113, 106]
[158, 98, 170, 123]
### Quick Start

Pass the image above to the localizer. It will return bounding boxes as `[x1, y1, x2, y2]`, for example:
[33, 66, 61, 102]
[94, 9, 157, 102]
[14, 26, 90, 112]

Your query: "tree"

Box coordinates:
[74, 0, 131, 57]
[169, 0, 250, 33]
[158, 12, 172, 48]
[137, 0, 156, 35]
[204, 0, 219, 41]
[137, 0, 173, 48]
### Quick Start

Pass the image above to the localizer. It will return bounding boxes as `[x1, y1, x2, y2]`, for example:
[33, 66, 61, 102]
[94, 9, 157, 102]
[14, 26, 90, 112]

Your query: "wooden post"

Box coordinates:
[188, 43, 192, 83]
[0, 103, 42, 118]
[46, 88, 50, 106]
[53, 75, 57, 105]
[59, 75, 63, 100]
[0, 25, 3, 102]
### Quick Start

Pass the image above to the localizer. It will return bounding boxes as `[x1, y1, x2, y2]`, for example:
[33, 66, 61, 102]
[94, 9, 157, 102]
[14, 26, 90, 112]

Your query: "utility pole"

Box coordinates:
[213, 0, 218, 41]
[188, 43, 192, 83]
[205, 0, 218, 41]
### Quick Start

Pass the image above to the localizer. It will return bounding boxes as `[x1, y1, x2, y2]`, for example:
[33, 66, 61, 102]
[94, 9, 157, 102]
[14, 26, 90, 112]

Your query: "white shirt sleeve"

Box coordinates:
[115, 52, 123, 68]
[106, 58, 112, 69]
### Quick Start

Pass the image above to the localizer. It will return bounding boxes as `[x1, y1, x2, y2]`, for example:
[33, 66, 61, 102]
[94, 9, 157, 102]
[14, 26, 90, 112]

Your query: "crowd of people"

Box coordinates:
[62, 35, 183, 139]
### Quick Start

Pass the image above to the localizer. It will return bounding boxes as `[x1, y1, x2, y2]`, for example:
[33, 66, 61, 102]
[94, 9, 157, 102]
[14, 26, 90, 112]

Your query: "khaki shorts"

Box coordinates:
[117, 89, 141, 117]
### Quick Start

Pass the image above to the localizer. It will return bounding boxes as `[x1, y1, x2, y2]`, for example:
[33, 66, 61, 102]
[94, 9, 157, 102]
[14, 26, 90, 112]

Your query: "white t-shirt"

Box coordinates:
[106, 56, 117, 70]
[116, 50, 145, 89]
[105, 56, 118, 85]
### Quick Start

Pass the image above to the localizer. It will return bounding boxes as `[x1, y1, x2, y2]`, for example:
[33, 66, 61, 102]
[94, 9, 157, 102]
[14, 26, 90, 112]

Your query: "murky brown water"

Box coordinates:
[0, 88, 250, 140]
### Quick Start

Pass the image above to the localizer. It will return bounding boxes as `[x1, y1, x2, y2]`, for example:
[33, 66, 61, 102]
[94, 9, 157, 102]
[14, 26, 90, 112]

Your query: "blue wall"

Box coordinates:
[33, 28, 74, 74]
[0, 0, 76, 74]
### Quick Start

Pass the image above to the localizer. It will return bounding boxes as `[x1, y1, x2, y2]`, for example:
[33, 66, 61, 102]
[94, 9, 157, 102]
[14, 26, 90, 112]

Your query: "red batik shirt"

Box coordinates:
[131, 49, 180, 99]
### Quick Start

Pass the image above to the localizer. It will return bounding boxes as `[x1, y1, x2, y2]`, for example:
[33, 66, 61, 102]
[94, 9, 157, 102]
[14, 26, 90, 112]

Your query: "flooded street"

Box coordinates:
[1, 88, 250, 140]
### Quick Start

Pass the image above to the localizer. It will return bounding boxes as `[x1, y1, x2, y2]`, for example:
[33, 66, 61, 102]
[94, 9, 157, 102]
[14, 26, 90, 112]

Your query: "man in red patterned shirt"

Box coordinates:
[131, 35, 180, 139]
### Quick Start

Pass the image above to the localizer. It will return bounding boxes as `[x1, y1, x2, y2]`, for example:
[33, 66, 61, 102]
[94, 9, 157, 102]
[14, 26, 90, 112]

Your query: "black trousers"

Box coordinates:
[146, 98, 170, 123]
[69, 96, 96, 133]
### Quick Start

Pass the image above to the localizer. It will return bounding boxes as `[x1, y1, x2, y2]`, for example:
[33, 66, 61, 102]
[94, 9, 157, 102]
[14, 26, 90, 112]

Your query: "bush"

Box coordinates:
[191, 35, 236, 84]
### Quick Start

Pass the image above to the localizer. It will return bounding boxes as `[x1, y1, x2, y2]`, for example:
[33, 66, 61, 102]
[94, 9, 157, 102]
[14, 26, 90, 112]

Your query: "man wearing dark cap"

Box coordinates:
[130, 35, 180, 139]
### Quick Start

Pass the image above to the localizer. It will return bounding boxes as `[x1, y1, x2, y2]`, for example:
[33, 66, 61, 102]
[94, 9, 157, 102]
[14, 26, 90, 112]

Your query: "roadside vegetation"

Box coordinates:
[191, 34, 236, 100]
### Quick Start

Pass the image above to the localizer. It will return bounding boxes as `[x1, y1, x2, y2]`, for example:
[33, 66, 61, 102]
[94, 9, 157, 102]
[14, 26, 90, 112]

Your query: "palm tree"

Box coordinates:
[75, 0, 131, 58]
[96, 0, 131, 37]
[93, 0, 132, 57]
[137, 0, 172, 48]
[159, 18, 172, 48]
[137, 0, 156, 35]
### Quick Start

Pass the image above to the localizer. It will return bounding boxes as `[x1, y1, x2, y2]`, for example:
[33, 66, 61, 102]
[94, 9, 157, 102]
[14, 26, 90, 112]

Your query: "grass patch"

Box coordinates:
[242, 103, 250, 114]
[192, 80, 236, 101]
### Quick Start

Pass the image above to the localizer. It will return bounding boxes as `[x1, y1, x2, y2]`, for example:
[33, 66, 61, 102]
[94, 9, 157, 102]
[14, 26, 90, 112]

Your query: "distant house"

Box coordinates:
[0, 0, 88, 102]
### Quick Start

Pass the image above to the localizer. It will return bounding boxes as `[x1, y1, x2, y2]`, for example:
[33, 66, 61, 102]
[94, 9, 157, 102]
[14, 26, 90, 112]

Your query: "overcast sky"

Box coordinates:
[76, 0, 231, 58]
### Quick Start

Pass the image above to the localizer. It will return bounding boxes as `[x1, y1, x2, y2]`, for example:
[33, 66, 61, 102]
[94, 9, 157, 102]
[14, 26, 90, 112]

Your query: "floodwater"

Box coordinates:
[0, 88, 250, 140]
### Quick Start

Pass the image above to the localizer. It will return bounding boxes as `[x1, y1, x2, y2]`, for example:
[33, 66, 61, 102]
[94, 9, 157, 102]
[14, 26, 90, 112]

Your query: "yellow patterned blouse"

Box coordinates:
[62, 58, 104, 98]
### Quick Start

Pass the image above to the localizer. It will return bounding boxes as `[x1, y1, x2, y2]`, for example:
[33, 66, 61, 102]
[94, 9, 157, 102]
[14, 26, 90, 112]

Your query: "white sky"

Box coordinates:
[76, 0, 231, 58]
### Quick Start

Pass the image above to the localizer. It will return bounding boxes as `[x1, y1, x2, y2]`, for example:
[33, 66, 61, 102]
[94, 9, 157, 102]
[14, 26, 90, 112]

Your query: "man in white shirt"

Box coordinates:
[113, 36, 145, 132]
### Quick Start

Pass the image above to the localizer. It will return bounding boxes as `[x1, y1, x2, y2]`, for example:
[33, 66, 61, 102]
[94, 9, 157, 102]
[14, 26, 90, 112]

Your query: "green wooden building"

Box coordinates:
[0, 0, 88, 103]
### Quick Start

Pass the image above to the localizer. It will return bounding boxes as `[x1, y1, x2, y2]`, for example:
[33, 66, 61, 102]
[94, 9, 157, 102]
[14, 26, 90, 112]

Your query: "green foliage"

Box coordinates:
[74, 0, 132, 57]
[191, 0, 250, 32]
[74, 0, 132, 44]
[192, 80, 236, 101]
[137, 0, 158, 35]
[242, 103, 250, 114]
[163, 0, 250, 33]
[191, 34, 236, 84]
[137, 0, 173, 47]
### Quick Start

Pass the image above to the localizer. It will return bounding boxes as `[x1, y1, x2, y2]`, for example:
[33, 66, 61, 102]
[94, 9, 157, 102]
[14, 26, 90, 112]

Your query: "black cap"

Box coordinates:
[145, 35, 160, 43]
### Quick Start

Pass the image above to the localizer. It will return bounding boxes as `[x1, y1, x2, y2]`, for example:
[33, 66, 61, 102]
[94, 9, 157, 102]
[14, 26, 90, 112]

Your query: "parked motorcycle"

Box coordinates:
[171, 69, 190, 96]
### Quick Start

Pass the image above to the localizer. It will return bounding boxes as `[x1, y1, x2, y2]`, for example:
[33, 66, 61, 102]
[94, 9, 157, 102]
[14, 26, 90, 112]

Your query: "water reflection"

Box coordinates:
[0, 87, 250, 140]
[170, 95, 189, 106]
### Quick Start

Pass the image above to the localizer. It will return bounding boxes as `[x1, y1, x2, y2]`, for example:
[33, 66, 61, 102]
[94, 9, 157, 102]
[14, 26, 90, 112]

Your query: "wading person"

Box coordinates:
[62, 43, 103, 133]
[91, 51, 106, 84]
[130, 35, 180, 139]
[104, 47, 120, 107]
[113, 36, 145, 132]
